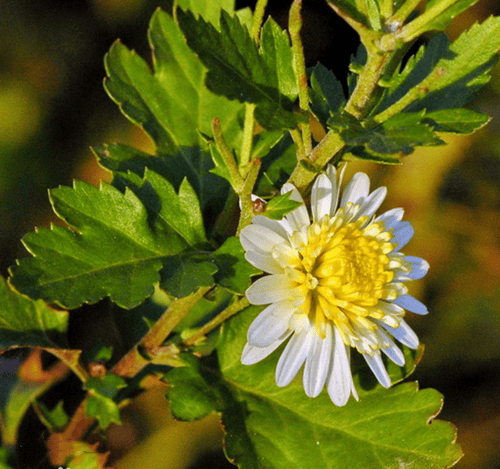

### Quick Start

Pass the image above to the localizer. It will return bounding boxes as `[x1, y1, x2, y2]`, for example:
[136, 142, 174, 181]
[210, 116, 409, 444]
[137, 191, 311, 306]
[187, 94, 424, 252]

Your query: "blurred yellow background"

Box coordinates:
[1, 0, 500, 468]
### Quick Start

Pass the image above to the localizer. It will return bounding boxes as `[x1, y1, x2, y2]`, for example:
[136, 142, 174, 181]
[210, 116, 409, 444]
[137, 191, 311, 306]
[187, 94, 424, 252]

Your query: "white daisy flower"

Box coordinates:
[239, 165, 429, 406]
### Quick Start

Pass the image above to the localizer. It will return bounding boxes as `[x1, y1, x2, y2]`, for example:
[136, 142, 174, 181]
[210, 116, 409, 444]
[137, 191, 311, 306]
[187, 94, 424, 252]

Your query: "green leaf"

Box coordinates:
[309, 63, 345, 128]
[63, 441, 111, 469]
[136, 169, 208, 247]
[0, 356, 66, 449]
[176, 8, 303, 130]
[260, 17, 299, 101]
[325, 0, 370, 27]
[423, 108, 491, 134]
[418, 0, 481, 33]
[212, 237, 261, 295]
[176, 0, 235, 26]
[365, 0, 382, 30]
[0, 449, 14, 469]
[381, 18, 500, 115]
[329, 111, 443, 157]
[160, 254, 218, 298]
[165, 354, 219, 421]
[0, 277, 68, 350]
[84, 374, 126, 430]
[262, 192, 302, 220]
[104, 6, 244, 209]
[10, 174, 204, 309]
[256, 133, 296, 195]
[344, 146, 402, 164]
[215, 306, 463, 469]
[33, 400, 69, 432]
[383, 34, 447, 106]
[250, 130, 286, 161]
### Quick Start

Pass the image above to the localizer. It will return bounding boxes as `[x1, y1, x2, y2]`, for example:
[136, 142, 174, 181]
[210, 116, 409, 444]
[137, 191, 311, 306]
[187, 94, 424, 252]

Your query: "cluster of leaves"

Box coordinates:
[1, 0, 500, 467]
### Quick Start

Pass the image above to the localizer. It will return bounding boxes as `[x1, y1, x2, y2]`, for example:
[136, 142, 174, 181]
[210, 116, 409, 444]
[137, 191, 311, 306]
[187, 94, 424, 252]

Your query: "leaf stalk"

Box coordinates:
[183, 296, 250, 347]
[396, 0, 462, 43]
[212, 118, 245, 191]
[111, 286, 213, 378]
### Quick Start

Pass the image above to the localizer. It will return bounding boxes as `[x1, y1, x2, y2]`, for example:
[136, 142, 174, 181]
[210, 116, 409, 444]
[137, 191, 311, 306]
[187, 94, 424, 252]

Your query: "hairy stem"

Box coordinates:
[345, 49, 391, 119]
[288, 131, 345, 192]
[250, 0, 268, 44]
[240, 104, 256, 170]
[237, 157, 262, 234]
[289, 0, 312, 155]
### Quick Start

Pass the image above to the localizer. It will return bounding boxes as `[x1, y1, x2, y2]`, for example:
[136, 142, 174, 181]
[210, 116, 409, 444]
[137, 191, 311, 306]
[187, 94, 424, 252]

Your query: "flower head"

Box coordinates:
[239, 165, 429, 406]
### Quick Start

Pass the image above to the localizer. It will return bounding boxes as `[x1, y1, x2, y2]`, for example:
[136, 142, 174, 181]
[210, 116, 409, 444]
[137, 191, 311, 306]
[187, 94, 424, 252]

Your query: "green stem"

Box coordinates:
[289, 0, 312, 155]
[237, 157, 262, 234]
[111, 286, 213, 378]
[397, 0, 460, 43]
[48, 349, 90, 383]
[391, 0, 424, 26]
[212, 118, 245, 191]
[250, 0, 268, 44]
[183, 297, 250, 347]
[240, 104, 256, 171]
[288, 131, 345, 192]
[344, 48, 392, 119]
[241, 0, 267, 172]
[290, 128, 306, 161]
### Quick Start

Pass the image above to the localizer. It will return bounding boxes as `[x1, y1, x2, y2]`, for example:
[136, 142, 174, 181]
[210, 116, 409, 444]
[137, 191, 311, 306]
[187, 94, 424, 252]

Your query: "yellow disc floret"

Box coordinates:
[275, 206, 400, 353]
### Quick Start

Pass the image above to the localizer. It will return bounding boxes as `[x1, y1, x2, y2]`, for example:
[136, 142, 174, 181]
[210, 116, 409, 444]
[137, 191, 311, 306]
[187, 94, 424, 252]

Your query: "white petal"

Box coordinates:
[392, 222, 414, 252]
[381, 338, 405, 366]
[311, 174, 333, 223]
[340, 172, 370, 207]
[240, 224, 287, 254]
[392, 294, 428, 315]
[364, 351, 391, 388]
[245, 275, 295, 305]
[281, 184, 310, 232]
[303, 325, 333, 398]
[247, 301, 295, 347]
[245, 251, 283, 274]
[375, 207, 404, 229]
[275, 330, 312, 387]
[376, 300, 405, 316]
[252, 215, 292, 238]
[327, 164, 345, 214]
[381, 318, 419, 349]
[404, 256, 430, 280]
[355, 186, 387, 220]
[327, 327, 354, 406]
[241, 333, 291, 365]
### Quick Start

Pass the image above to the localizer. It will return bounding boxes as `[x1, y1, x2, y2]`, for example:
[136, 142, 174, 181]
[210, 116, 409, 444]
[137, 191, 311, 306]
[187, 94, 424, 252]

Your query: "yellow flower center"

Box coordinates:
[280, 209, 398, 347]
